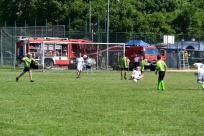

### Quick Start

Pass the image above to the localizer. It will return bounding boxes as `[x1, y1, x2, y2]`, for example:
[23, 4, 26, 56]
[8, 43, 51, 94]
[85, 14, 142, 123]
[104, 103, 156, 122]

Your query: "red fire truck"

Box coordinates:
[16, 36, 97, 69]
[125, 45, 166, 71]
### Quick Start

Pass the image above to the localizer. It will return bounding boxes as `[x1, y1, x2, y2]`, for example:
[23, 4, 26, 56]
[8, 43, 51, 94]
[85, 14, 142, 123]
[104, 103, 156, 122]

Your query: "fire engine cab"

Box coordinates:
[16, 36, 96, 69]
[125, 45, 166, 71]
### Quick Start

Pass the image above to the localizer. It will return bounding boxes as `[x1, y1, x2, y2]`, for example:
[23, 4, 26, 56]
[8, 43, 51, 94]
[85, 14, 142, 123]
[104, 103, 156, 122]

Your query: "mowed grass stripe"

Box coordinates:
[0, 68, 204, 135]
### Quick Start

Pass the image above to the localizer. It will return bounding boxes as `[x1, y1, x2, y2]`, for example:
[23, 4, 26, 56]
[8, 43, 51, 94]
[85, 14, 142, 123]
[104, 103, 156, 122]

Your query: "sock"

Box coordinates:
[202, 83, 204, 87]
[161, 80, 165, 90]
[157, 80, 161, 89]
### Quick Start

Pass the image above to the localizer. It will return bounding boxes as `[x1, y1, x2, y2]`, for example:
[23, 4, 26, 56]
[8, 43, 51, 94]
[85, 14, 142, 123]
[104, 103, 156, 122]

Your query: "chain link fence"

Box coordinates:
[1, 25, 204, 69]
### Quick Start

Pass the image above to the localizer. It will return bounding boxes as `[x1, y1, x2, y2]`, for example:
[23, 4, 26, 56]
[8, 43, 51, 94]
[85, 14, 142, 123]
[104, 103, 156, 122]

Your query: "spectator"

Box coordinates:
[134, 55, 139, 67]
[192, 52, 195, 58]
[96, 53, 102, 70]
[127, 58, 130, 71]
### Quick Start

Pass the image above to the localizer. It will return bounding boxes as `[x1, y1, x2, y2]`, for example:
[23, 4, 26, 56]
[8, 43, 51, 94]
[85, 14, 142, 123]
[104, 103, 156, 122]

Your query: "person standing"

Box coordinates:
[98, 53, 102, 70]
[16, 53, 40, 82]
[119, 52, 128, 80]
[193, 59, 204, 89]
[76, 53, 84, 78]
[155, 54, 167, 90]
[127, 58, 130, 71]
[86, 55, 93, 74]
[139, 56, 146, 79]
[134, 55, 139, 67]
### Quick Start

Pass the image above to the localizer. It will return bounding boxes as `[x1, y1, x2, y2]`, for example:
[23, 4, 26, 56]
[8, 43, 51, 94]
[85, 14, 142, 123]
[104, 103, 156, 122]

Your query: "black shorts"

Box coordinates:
[86, 65, 92, 69]
[135, 62, 139, 67]
[158, 71, 165, 80]
[23, 67, 31, 72]
[120, 68, 127, 71]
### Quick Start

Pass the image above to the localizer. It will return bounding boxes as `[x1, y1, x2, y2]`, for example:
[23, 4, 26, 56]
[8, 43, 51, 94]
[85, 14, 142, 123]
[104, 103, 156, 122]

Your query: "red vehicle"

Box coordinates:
[125, 45, 166, 71]
[16, 36, 97, 69]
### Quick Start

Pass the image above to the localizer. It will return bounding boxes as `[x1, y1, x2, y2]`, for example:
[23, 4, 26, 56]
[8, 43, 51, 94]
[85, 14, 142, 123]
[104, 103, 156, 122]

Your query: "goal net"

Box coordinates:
[39, 41, 125, 71]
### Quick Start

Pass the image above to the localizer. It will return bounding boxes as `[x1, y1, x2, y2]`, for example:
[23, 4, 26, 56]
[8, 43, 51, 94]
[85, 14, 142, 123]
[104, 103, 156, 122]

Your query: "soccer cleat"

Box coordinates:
[30, 80, 34, 82]
[124, 76, 126, 80]
[16, 77, 18, 82]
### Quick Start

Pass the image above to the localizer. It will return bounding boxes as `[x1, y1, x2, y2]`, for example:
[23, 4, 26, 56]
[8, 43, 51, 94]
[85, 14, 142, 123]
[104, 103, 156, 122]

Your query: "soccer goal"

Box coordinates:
[39, 41, 125, 71]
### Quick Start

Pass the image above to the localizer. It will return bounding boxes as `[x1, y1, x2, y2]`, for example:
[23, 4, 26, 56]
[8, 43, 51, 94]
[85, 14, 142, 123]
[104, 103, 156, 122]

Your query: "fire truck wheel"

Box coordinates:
[44, 59, 53, 69]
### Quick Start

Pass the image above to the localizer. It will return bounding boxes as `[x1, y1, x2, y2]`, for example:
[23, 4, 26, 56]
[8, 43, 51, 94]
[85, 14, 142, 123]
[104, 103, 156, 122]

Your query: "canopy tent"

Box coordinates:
[125, 40, 151, 46]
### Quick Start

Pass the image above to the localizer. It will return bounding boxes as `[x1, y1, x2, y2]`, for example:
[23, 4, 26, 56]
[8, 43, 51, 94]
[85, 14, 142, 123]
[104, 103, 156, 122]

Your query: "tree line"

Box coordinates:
[0, 0, 204, 36]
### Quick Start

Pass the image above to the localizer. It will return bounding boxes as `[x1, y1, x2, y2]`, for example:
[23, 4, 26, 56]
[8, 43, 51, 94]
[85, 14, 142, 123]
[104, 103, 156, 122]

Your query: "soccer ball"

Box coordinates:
[133, 79, 137, 82]
[83, 55, 87, 58]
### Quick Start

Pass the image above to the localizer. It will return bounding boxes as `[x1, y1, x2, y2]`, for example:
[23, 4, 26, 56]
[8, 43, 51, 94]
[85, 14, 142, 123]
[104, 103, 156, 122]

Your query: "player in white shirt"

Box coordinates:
[129, 66, 143, 81]
[76, 53, 84, 78]
[86, 55, 93, 74]
[193, 59, 204, 89]
[134, 55, 139, 67]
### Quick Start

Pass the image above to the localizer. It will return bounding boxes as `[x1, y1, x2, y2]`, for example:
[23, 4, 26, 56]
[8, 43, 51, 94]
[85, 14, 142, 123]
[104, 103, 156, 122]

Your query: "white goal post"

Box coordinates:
[40, 41, 125, 71]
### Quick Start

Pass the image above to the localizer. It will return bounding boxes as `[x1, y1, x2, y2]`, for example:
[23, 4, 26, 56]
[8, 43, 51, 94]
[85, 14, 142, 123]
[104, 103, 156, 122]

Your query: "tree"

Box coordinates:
[173, 3, 203, 35]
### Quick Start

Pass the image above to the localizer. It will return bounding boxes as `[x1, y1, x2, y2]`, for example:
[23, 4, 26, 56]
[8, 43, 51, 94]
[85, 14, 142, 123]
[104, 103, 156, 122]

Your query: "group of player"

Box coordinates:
[16, 52, 204, 91]
[118, 52, 145, 81]
[15, 51, 168, 91]
[75, 53, 93, 78]
[119, 52, 168, 90]
[15, 52, 167, 91]
[15, 52, 93, 82]
[16, 53, 204, 90]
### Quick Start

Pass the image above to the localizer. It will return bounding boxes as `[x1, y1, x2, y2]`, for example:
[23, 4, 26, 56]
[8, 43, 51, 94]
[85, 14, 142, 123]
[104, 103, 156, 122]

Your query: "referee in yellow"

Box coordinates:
[155, 54, 167, 90]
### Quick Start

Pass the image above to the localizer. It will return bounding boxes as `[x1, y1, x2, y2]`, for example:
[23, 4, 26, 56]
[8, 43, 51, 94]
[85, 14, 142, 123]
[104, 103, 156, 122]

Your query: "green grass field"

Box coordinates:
[0, 67, 204, 136]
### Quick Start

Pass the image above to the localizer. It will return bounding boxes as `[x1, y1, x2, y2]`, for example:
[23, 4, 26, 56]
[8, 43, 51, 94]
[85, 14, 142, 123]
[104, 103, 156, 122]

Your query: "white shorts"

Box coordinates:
[77, 65, 83, 71]
[197, 71, 204, 80]
[132, 74, 139, 79]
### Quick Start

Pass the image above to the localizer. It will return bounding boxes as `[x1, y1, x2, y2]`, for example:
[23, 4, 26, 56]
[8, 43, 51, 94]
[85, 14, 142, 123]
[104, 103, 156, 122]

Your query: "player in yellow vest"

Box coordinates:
[119, 52, 128, 80]
[139, 56, 146, 79]
[155, 54, 167, 90]
[16, 53, 40, 82]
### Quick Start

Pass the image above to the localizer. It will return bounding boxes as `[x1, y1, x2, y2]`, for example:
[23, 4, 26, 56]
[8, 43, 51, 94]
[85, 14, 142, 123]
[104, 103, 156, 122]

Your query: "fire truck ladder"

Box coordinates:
[181, 51, 189, 70]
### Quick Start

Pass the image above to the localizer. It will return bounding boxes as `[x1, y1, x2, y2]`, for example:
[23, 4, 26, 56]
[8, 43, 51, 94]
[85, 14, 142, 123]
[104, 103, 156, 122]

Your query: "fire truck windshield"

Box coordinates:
[144, 48, 159, 55]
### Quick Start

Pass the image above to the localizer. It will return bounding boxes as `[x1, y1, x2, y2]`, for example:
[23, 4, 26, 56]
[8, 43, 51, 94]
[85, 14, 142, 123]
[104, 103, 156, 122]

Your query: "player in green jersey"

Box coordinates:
[139, 56, 146, 79]
[155, 54, 167, 90]
[16, 53, 40, 82]
[119, 52, 128, 80]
